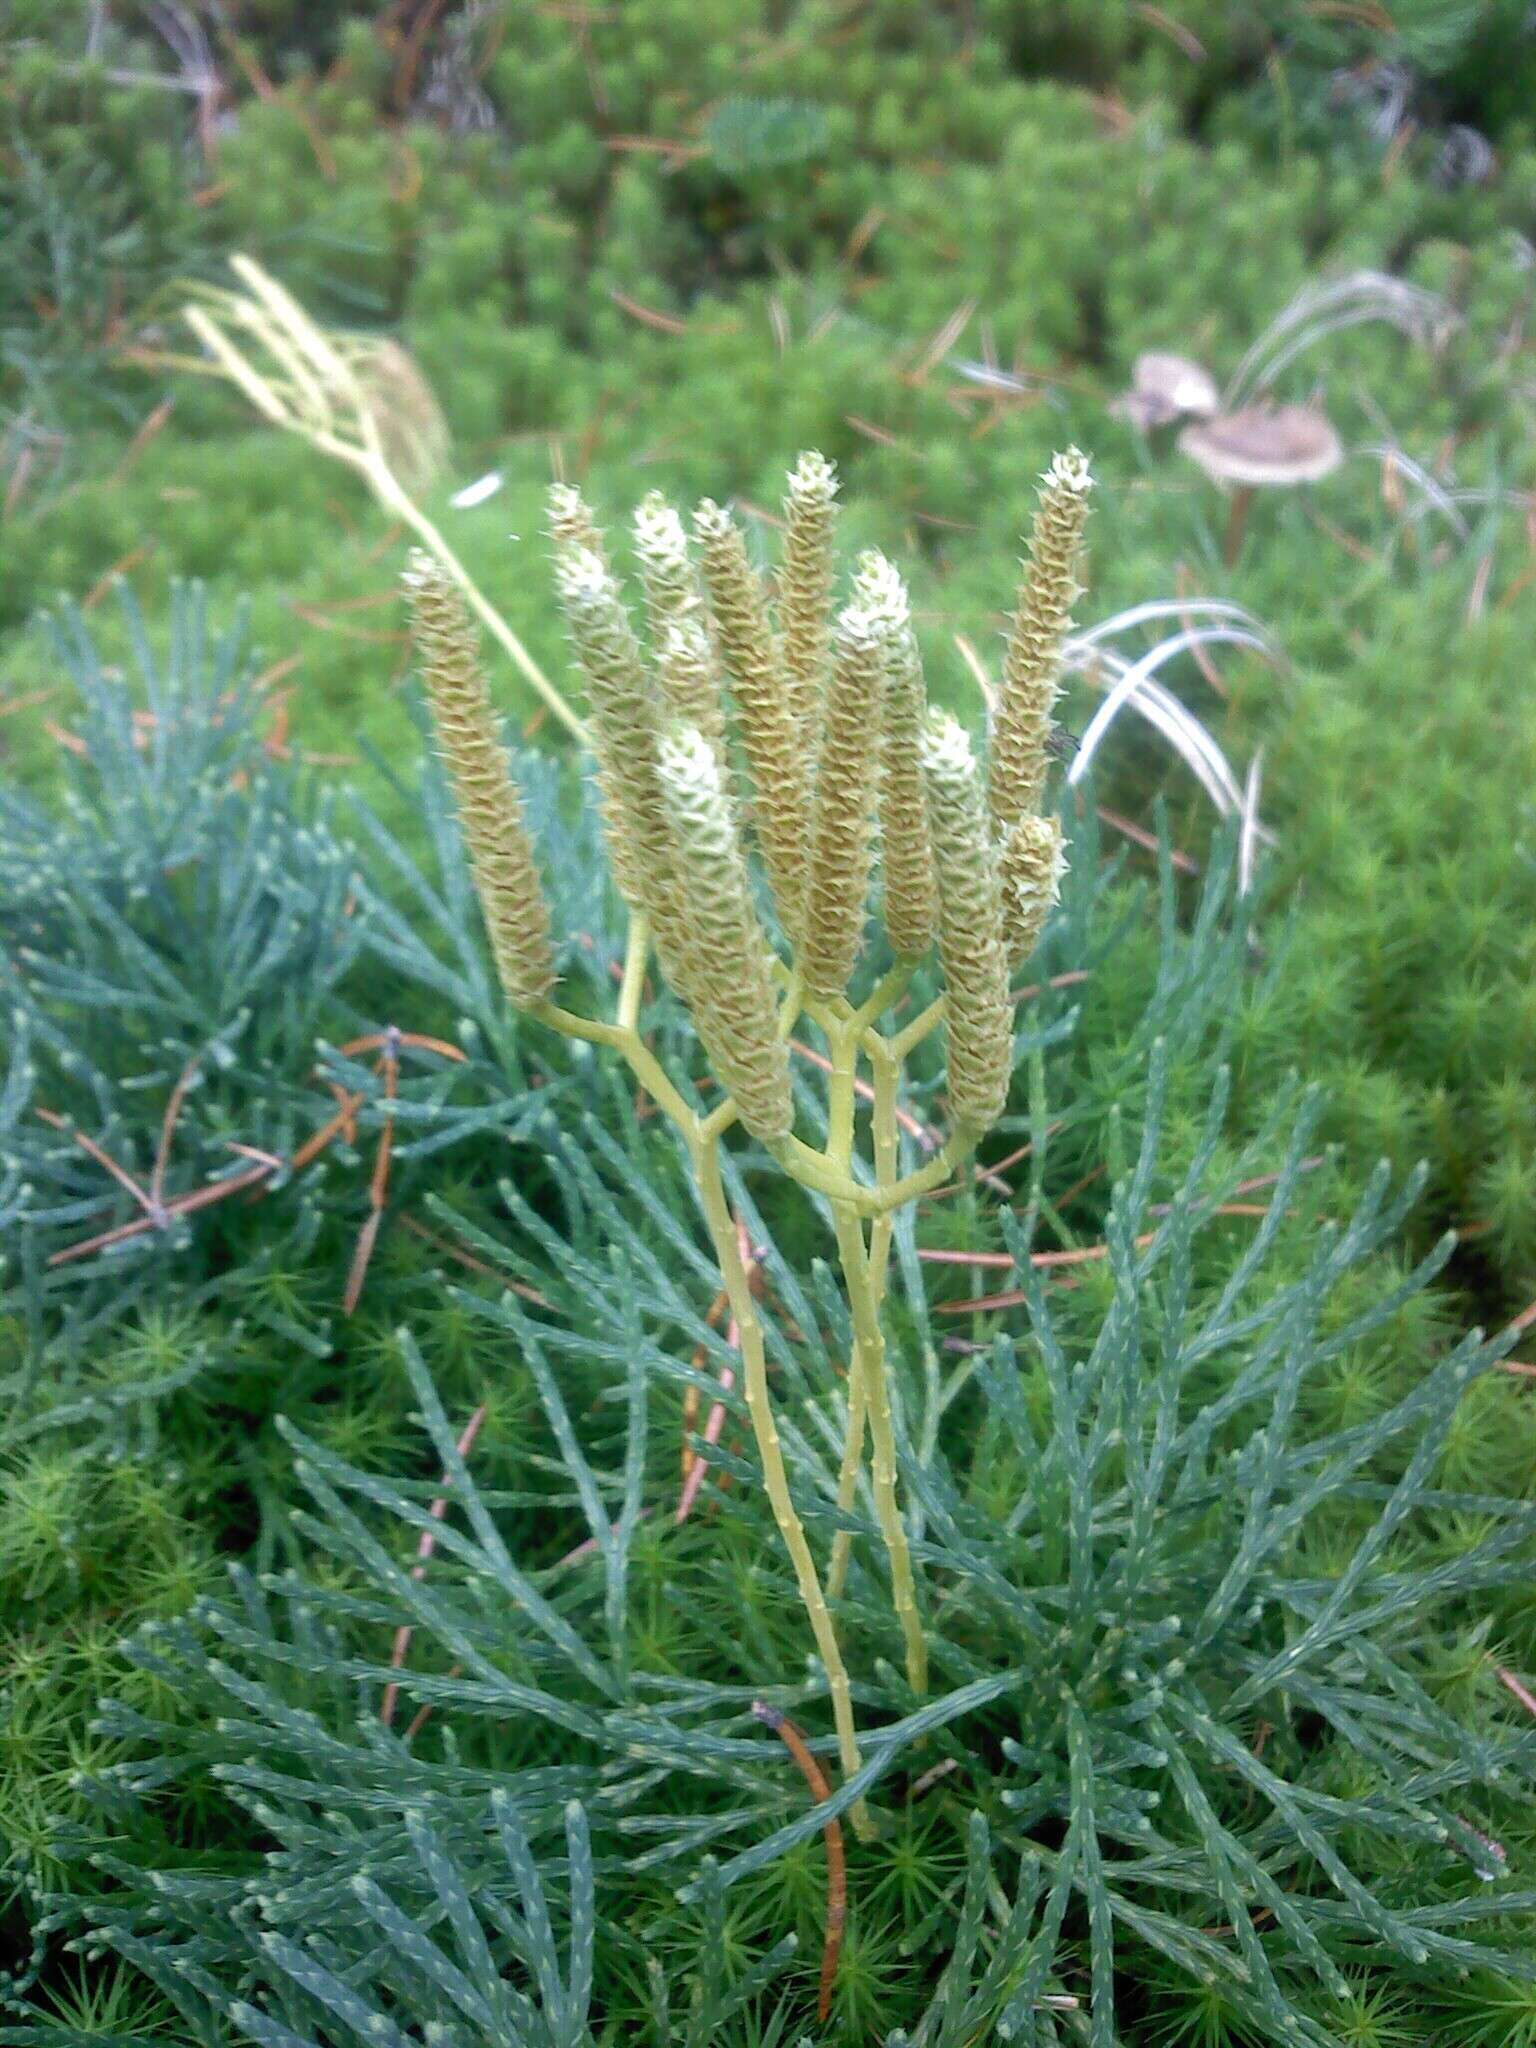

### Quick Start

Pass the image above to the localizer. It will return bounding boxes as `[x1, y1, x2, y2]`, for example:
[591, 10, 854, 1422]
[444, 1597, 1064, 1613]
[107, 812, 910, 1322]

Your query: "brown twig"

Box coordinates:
[845, 414, 914, 453]
[678, 1220, 765, 1523]
[679, 1284, 730, 1493]
[38, 1056, 281, 1266]
[350, 1027, 395, 1317]
[382, 1403, 488, 1727]
[909, 1754, 962, 1799]
[790, 1040, 938, 1150]
[1495, 1665, 1536, 1719]
[404, 1663, 461, 1742]
[1008, 968, 1093, 1004]
[215, 26, 336, 178]
[287, 601, 410, 645]
[151, 1060, 201, 1209]
[3, 445, 35, 521]
[930, 1199, 1278, 1309]
[604, 135, 705, 165]
[921, 1121, 1066, 1203]
[1175, 563, 1229, 697]
[0, 688, 54, 722]
[904, 296, 978, 384]
[44, 1160, 274, 1264]
[752, 1700, 847, 2021]
[392, 0, 451, 111]
[553, 1507, 655, 1570]
[109, 398, 175, 487]
[1094, 806, 1200, 874]
[284, 1028, 467, 1312]
[1134, 3, 1206, 58]
[82, 544, 154, 610]
[607, 288, 691, 335]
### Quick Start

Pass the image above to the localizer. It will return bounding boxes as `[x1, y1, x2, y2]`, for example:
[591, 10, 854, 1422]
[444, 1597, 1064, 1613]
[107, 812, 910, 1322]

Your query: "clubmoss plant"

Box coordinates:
[777, 449, 840, 739]
[990, 447, 1092, 839]
[692, 496, 813, 946]
[156, 255, 582, 740]
[406, 452, 1080, 1826]
[403, 560, 556, 1008]
[855, 551, 937, 963]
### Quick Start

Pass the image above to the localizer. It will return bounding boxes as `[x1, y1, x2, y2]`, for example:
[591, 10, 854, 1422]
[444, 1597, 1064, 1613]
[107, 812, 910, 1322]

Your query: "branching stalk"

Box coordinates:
[693, 1130, 873, 1838]
[829, 1035, 901, 1603]
[833, 1198, 927, 1696]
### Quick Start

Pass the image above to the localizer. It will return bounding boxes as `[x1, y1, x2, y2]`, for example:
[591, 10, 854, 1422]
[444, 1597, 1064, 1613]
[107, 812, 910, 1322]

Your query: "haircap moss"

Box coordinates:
[403, 551, 556, 1007]
[990, 448, 1091, 836]
[921, 711, 1012, 1134]
[655, 724, 793, 1142]
[693, 498, 811, 943]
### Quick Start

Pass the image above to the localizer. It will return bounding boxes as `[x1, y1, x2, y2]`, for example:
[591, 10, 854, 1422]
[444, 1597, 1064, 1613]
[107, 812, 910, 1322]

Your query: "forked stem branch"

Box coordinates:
[829, 1035, 900, 1602]
[832, 1196, 927, 1696]
[693, 1129, 874, 1839]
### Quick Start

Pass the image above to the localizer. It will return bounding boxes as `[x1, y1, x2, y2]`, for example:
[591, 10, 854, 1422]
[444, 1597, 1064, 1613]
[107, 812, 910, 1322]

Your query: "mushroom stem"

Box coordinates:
[1223, 484, 1254, 566]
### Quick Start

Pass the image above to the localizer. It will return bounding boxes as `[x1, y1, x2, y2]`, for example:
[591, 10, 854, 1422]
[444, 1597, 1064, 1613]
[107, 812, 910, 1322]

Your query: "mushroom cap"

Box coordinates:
[1177, 404, 1343, 488]
[1112, 350, 1219, 428]
[1137, 350, 1220, 421]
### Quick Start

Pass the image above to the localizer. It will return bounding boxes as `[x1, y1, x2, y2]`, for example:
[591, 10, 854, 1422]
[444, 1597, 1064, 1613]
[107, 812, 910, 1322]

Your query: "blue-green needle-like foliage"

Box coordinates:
[7, 733, 1523, 2043]
[60, 1064, 1536, 2043]
[3, 606, 1536, 2041]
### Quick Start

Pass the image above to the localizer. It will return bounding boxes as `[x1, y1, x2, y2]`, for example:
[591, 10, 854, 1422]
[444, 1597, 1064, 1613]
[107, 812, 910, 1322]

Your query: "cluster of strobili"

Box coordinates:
[402, 446, 1091, 1832]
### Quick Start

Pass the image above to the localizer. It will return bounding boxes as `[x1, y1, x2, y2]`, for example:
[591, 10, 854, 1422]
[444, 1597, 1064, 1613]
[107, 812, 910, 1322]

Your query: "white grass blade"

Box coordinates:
[451, 471, 505, 510]
[1065, 627, 1273, 819]
[1225, 270, 1456, 406]
[1124, 673, 1247, 816]
[1239, 749, 1265, 897]
[1360, 443, 1471, 538]
[1073, 597, 1277, 651]
[949, 359, 1031, 394]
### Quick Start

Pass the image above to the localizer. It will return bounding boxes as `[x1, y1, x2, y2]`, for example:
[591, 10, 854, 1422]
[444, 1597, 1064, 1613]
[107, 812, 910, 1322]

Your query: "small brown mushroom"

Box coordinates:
[1178, 403, 1343, 563]
[1114, 350, 1220, 430]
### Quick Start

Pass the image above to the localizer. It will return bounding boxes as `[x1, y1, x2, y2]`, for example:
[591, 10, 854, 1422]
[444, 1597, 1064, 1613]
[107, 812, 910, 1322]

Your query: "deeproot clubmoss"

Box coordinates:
[7, 6, 1536, 2037]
